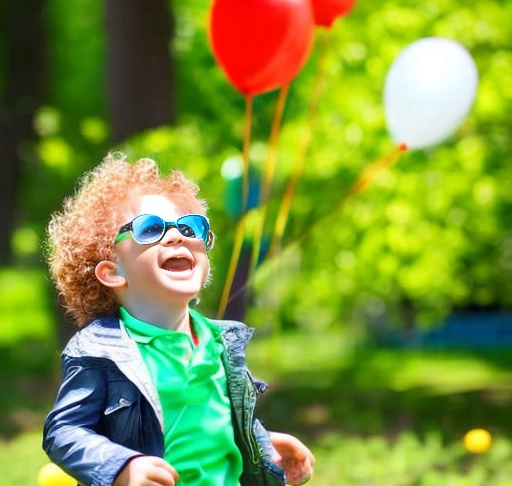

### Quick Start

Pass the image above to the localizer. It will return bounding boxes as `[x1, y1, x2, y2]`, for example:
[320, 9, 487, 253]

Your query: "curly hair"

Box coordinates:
[45, 153, 208, 328]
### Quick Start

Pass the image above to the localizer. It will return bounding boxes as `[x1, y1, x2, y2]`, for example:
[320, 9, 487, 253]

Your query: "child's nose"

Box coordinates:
[160, 226, 184, 245]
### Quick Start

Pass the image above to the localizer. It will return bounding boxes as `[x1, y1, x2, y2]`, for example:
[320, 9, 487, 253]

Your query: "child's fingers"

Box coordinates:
[146, 457, 179, 485]
[114, 456, 179, 486]
[283, 458, 313, 485]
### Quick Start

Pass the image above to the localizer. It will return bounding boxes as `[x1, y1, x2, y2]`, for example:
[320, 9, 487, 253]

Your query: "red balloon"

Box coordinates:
[310, 0, 356, 28]
[209, 0, 315, 96]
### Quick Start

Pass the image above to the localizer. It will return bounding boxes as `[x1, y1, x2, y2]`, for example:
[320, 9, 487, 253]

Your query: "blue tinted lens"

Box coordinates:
[177, 215, 209, 243]
[127, 214, 210, 245]
[132, 214, 165, 244]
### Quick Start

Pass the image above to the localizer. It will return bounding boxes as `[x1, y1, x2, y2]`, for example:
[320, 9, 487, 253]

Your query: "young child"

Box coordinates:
[42, 153, 314, 486]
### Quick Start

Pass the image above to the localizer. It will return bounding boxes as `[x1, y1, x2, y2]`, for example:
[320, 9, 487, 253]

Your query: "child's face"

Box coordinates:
[112, 194, 211, 311]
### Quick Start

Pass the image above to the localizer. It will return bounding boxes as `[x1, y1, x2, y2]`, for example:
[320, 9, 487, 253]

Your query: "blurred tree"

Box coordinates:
[105, 0, 175, 143]
[0, 0, 46, 264]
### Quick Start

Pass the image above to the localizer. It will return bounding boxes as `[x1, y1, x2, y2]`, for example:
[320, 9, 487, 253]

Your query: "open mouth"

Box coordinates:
[162, 257, 193, 272]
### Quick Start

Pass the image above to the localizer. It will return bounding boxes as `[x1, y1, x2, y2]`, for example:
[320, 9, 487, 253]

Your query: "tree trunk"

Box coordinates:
[0, 0, 45, 265]
[104, 0, 175, 144]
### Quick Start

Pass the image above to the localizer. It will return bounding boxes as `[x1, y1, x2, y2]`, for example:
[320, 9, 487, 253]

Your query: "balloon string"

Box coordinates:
[265, 143, 409, 280]
[241, 95, 253, 213]
[220, 143, 408, 316]
[250, 83, 290, 275]
[269, 31, 329, 257]
[217, 95, 253, 318]
[338, 142, 408, 210]
[217, 214, 246, 319]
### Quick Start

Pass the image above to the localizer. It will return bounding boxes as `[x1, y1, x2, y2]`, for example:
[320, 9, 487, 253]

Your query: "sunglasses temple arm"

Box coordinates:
[114, 231, 132, 244]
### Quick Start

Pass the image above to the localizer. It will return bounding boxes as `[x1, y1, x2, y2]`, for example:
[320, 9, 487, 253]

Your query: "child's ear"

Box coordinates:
[95, 261, 126, 288]
[206, 230, 215, 252]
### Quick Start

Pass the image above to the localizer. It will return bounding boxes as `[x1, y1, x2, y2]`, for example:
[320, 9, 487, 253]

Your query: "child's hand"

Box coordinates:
[270, 432, 315, 485]
[113, 456, 179, 486]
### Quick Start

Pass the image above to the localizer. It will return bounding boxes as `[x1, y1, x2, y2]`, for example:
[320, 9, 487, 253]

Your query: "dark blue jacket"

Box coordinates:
[42, 316, 285, 486]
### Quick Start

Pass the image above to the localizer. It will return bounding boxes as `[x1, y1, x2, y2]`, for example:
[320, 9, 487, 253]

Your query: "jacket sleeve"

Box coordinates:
[42, 355, 142, 486]
[253, 419, 286, 482]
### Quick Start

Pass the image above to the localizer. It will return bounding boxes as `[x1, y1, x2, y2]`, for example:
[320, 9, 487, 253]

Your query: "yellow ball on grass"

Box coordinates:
[463, 428, 492, 454]
[37, 462, 76, 486]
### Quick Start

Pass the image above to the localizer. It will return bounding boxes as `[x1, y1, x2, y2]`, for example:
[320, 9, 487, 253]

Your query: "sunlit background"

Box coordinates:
[1, 0, 512, 484]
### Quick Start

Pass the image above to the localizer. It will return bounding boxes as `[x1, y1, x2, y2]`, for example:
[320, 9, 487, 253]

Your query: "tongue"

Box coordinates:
[163, 258, 191, 272]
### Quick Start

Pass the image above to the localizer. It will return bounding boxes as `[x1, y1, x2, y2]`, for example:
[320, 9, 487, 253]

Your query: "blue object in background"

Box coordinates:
[223, 163, 261, 219]
[378, 310, 512, 350]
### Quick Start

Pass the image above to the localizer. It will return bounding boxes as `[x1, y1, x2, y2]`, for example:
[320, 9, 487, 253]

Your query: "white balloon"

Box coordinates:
[383, 37, 478, 150]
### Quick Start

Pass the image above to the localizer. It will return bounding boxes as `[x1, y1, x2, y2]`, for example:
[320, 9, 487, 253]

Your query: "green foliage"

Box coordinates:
[10, 0, 512, 332]
[114, 0, 512, 330]
[257, 0, 512, 329]
[0, 269, 54, 343]
[46, 0, 106, 117]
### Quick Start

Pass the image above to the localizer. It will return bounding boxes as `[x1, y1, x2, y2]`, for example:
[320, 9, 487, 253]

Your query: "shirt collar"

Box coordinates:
[119, 306, 221, 344]
[119, 306, 172, 343]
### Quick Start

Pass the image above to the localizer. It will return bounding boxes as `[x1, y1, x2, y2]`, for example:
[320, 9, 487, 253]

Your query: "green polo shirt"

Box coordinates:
[120, 307, 242, 486]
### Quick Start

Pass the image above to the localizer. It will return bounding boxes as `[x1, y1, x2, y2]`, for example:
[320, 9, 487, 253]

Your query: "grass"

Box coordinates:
[0, 431, 48, 486]
[309, 431, 512, 485]
[247, 329, 512, 485]
[3, 317, 512, 485]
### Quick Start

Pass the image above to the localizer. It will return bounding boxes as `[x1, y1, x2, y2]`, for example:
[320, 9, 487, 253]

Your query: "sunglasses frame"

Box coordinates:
[115, 213, 214, 251]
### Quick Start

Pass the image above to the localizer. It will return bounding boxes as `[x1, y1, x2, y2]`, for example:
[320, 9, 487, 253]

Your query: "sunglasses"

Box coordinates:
[115, 213, 213, 250]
